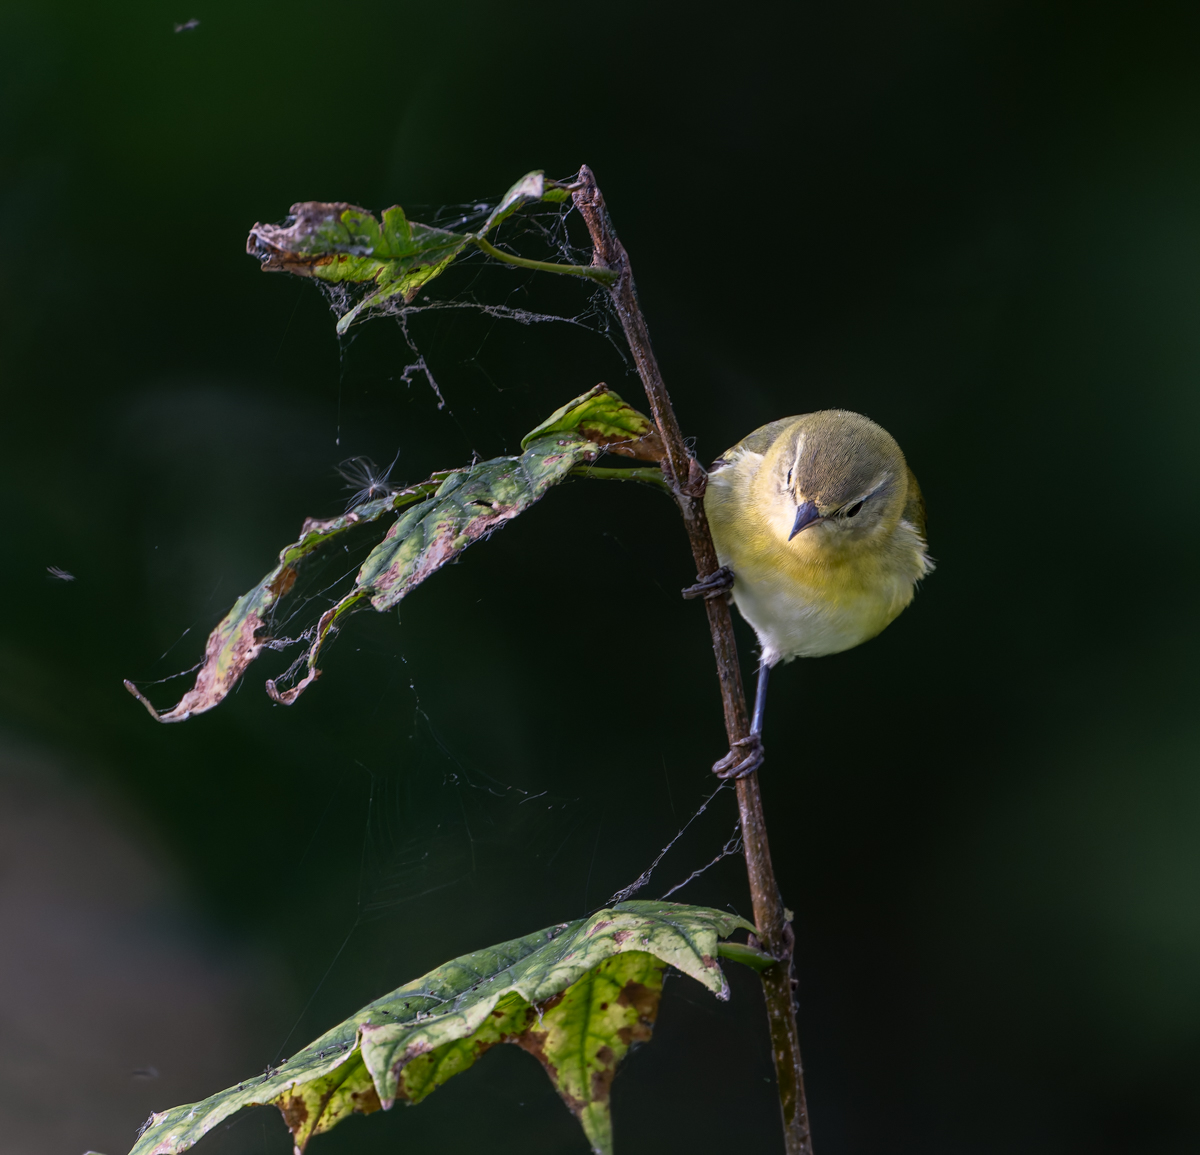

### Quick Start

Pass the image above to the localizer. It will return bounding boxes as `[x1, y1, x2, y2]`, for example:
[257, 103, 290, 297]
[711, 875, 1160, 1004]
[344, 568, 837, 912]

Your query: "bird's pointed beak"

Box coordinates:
[788, 500, 823, 540]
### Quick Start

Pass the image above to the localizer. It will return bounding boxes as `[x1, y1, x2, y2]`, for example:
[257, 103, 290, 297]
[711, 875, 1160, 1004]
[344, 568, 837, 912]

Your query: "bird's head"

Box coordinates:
[770, 410, 908, 546]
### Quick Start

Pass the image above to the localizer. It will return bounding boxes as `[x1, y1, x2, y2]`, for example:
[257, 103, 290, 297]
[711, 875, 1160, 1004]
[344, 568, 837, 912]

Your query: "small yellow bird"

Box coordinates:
[688, 410, 933, 776]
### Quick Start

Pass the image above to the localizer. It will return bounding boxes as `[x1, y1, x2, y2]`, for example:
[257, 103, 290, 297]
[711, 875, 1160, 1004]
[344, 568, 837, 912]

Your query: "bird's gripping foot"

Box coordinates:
[712, 662, 771, 779]
[712, 732, 765, 779]
[682, 565, 734, 601]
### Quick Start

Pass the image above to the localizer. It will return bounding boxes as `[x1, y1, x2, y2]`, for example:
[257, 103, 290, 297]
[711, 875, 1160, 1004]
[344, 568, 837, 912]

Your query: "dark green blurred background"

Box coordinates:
[4, 1, 1200, 1152]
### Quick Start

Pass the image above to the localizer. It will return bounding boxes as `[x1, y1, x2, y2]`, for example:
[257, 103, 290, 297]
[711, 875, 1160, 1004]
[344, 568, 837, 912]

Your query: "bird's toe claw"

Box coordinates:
[682, 565, 735, 601]
[712, 733, 764, 779]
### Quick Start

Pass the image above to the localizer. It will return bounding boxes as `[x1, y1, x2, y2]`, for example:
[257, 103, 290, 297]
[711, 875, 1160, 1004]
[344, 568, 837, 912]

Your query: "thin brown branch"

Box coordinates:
[571, 165, 814, 1154]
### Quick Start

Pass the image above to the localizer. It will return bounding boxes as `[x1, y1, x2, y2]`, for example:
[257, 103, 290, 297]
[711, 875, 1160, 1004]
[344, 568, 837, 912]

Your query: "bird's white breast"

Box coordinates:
[727, 541, 924, 663]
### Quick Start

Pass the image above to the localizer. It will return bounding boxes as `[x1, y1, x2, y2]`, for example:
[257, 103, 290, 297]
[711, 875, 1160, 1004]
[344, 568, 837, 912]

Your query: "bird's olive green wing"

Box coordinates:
[903, 467, 928, 543]
[713, 416, 799, 465]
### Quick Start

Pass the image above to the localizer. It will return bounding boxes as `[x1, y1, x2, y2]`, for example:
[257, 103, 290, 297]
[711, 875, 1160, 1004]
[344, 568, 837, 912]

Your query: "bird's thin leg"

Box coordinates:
[712, 659, 769, 779]
[750, 659, 770, 738]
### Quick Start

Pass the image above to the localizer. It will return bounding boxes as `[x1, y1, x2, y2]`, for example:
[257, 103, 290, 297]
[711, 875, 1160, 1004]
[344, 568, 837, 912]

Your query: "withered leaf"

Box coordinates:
[247, 171, 572, 334]
[126, 387, 663, 721]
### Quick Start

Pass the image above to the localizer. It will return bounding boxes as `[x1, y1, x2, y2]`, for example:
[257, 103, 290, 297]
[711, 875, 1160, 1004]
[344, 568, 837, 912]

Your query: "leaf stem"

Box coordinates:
[572, 164, 814, 1155]
[470, 235, 618, 285]
[569, 464, 671, 490]
[718, 940, 780, 972]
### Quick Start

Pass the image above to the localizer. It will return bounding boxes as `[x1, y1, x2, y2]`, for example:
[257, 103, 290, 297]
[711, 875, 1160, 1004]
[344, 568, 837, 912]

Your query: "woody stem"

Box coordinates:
[571, 164, 814, 1155]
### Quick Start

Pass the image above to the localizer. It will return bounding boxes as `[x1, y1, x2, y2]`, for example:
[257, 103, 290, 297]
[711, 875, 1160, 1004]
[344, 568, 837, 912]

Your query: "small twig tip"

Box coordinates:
[123, 679, 164, 722]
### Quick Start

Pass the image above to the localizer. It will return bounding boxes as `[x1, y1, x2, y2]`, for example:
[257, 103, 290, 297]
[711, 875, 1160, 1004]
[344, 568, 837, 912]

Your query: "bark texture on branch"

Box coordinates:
[571, 165, 813, 1154]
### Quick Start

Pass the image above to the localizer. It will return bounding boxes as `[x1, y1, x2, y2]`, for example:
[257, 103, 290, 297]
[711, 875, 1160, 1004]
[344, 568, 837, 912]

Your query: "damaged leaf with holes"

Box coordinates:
[247, 171, 573, 333]
[126, 902, 754, 1155]
[126, 386, 664, 720]
[121, 475, 447, 723]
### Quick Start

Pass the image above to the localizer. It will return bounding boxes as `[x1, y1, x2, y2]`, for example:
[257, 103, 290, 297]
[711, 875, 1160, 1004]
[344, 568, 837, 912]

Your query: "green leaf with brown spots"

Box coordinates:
[123, 902, 754, 1155]
[246, 171, 612, 335]
[521, 385, 666, 462]
[124, 386, 663, 720]
[121, 474, 448, 723]
[518, 950, 664, 1152]
[274, 1050, 381, 1150]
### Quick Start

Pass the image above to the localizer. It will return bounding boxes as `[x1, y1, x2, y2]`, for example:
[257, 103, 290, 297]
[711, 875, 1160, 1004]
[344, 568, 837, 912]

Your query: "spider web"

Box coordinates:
[136, 175, 751, 1095]
[252, 181, 642, 698]
[315, 184, 630, 420]
[304, 181, 745, 856]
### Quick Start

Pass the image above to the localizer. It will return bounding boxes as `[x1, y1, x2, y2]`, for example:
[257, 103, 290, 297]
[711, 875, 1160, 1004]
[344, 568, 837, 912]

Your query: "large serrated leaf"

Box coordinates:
[125, 903, 754, 1155]
[125, 387, 662, 721]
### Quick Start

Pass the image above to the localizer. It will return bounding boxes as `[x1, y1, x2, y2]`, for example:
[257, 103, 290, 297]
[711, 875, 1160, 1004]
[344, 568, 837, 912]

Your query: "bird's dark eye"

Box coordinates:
[845, 500, 864, 518]
[786, 468, 793, 486]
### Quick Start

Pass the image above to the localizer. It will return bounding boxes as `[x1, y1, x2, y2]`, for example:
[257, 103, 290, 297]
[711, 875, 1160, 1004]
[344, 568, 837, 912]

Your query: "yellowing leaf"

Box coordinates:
[126, 388, 663, 720]
[126, 903, 753, 1155]
[246, 171, 588, 334]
